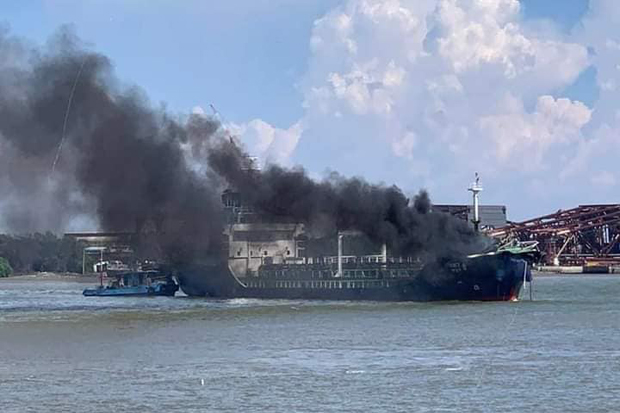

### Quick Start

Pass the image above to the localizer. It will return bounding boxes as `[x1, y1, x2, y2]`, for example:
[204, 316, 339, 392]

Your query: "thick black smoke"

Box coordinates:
[0, 27, 223, 263]
[209, 139, 484, 258]
[0, 27, 485, 266]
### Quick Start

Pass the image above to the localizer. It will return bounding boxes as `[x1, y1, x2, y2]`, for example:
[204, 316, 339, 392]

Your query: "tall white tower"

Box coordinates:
[468, 173, 483, 232]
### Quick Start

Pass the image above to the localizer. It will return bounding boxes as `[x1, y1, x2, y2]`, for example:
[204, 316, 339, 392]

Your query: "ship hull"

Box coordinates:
[177, 254, 527, 302]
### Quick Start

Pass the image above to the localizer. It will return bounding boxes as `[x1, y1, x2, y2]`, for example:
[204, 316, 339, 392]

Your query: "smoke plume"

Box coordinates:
[209, 139, 483, 258]
[0, 27, 484, 266]
[0, 27, 223, 263]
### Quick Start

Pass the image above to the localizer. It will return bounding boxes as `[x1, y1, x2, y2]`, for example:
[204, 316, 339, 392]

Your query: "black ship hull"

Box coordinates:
[177, 253, 528, 302]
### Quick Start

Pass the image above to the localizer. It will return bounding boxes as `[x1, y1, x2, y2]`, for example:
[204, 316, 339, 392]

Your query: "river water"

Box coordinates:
[0, 274, 618, 412]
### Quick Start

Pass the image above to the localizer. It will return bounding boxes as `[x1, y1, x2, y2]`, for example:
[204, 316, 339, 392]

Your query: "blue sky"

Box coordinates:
[521, 0, 588, 29]
[3, 0, 589, 123]
[4, 0, 619, 222]
[3, 0, 338, 125]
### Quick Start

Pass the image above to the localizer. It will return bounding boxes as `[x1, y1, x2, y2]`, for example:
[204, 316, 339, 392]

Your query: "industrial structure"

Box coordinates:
[64, 232, 136, 274]
[433, 204, 508, 230]
[488, 204, 620, 268]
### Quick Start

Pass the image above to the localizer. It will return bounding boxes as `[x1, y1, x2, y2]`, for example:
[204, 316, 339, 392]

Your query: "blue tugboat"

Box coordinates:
[83, 270, 178, 297]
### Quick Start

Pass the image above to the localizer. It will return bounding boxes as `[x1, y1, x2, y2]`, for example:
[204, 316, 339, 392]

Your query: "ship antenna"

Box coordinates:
[468, 173, 483, 232]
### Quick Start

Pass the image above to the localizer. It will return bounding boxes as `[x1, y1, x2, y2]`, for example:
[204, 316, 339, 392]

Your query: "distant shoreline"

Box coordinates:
[2, 273, 99, 283]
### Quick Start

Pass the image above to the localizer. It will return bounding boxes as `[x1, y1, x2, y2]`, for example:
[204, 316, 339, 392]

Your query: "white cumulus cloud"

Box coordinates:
[479, 95, 591, 169]
[230, 119, 303, 167]
[226, 0, 620, 218]
[289, 0, 592, 218]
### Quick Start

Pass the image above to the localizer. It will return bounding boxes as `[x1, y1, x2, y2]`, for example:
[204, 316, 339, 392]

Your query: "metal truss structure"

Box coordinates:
[488, 204, 620, 265]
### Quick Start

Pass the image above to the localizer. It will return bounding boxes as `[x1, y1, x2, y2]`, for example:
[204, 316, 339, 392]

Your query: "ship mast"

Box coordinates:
[468, 173, 483, 232]
[337, 233, 343, 277]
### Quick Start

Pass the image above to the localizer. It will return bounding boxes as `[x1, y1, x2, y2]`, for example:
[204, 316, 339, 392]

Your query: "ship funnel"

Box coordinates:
[468, 172, 483, 232]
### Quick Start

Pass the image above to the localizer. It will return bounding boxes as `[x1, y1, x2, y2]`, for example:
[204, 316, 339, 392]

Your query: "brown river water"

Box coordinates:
[1, 274, 619, 412]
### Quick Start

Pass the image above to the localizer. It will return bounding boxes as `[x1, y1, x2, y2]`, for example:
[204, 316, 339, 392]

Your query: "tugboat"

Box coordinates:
[83, 269, 178, 297]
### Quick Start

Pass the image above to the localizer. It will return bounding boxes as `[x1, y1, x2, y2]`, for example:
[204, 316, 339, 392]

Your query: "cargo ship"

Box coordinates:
[177, 176, 538, 301]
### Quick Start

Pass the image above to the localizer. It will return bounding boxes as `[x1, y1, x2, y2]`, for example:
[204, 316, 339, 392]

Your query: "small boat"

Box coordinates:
[83, 270, 179, 297]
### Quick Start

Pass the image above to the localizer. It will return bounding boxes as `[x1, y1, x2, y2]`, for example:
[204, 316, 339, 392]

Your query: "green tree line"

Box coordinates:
[0, 233, 84, 274]
[0, 257, 12, 277]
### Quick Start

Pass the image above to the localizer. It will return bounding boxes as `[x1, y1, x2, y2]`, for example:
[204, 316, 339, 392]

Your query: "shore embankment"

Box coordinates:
[536, 266, 620, 275]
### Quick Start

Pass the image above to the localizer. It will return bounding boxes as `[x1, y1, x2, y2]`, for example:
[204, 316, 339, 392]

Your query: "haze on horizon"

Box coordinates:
[1, 0, 617, 229]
